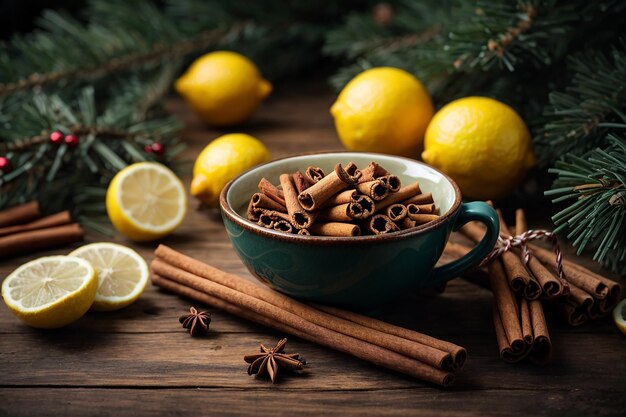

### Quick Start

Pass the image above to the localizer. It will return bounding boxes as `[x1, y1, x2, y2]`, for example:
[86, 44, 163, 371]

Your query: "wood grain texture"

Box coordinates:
[0, 85, 624, 416]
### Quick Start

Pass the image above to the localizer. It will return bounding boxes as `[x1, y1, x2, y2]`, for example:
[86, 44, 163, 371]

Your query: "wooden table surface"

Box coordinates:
[1, 84, 624, 416]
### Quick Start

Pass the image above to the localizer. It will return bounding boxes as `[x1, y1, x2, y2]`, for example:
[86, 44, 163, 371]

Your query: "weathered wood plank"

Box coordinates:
[1, 388, 624, 417]
[1, 329, 624, 390]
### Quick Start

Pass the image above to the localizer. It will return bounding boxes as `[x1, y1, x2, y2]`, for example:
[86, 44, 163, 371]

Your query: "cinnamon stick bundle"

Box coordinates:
[246, 162, 442, 237]
[452, 202, 621, 326]
[0, 202, 84, 259]
[152, 245, 467, 386]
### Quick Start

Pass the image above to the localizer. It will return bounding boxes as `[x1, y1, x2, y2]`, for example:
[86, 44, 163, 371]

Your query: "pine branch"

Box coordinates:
[535, 39, 626, 165]
[0, 8, 241, 96]
[545, 135, 626, 273]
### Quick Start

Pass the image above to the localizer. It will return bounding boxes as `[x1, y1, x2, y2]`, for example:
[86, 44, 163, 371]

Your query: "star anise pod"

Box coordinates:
[244, 338, 305, 383]
[179, 306, 211, 336]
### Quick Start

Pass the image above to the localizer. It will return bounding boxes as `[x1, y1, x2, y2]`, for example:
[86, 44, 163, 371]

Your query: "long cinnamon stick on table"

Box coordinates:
[314, 304, 467, 370]
[298, 163, 361, 210]
[150, 259, 454, 386]
[154, 245, 461, 372]
[0, 211, 72, 237]
[280, 174, 315, 229]
[0, 201, 41, 227]
[0, 223, 84, 259]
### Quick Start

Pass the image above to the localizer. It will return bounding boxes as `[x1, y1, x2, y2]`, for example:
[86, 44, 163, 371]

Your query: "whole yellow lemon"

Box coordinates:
[422, 97, 535, 200]
[175, 51, 272, 126]
[330, 67, 434, 157]
[191, 133, 271, 206]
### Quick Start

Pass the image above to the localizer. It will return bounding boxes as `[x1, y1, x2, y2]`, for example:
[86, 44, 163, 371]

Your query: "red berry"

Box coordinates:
[151, 142, 165, 156]
[144, 144, 153, 154]
[50, 131, 64, 145]
[64, 134, 79, 148]
[0, 156, 11, 174]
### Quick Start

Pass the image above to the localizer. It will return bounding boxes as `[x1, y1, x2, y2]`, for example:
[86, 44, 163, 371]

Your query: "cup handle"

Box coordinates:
[429, 201, 499, 287]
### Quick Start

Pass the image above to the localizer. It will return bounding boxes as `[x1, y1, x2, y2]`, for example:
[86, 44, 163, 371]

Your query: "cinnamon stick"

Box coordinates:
[0, 211, 72, 237]
[493, 304, 528, 363]
[297, 229, 310, 236]
[0, 223, 84, 259]
[402, 192, 433, 206]
[350, 195, 374, 219]
[399, 217, 416, 230]
[258, 178, 286, 207]
[298, 163, 361, 211]
[304, 166, 325, 184]
[496, 210, 540, 300]
[280, 174, 315, 229]
[309, 222, 361, 237]
[358, 162, 389, 182]
[318, 204, 352, 222]
[251, 193, 286, 212]
[528, 300, 551, 364]
[0, 201, 41, 228]
[273, 220, 293, 233]
[520, 298, 534, 346]
[375, 182, 422, 212]
[407, 203, 435, 215]
[385, 204, 407, 222]
[367, 214, 399, 235]
[407, 213, 440, 225]
[355, 179, 389, 201]
[378, 175, 401, 192]
[150, 254, 454, 386]
[314, 303, 467, 370]
[153, 246, 462, 372]
[489, 260, 525, 354]
[292, 171, 312, 194]
[317, 189, 357, 209]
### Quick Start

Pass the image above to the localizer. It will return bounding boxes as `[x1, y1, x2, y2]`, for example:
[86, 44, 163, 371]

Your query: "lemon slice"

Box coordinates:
[69, 242, 149, 312]
[106, 162, 186, 241]
[1, 256, 97, 328]
[613, 298, 626, 336]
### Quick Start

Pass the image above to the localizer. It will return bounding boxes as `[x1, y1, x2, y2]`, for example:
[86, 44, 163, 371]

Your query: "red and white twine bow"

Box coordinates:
[480, 229, 565, 282]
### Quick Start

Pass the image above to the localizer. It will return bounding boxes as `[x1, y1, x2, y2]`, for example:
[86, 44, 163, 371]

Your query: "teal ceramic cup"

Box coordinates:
[220, 152, 499, 309]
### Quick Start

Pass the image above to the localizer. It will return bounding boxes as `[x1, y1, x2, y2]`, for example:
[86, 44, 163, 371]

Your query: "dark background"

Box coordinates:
[1, 1, 84, 39]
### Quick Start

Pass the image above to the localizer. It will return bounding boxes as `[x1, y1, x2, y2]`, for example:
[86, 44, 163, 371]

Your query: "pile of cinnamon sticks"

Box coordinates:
[444, 205, 622, 362]
[247, 162, 439, 236]
[151, 244, 466, 387]
[0, 201, 84, 259]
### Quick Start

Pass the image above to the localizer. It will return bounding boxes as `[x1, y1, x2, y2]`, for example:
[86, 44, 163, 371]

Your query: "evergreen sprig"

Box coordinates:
[545, 136, 626, 273]
[536, 40, 626, 165]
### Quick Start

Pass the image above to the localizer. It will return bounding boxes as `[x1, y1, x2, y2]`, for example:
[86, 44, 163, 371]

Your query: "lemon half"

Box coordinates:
[2, 256, 97, 328]
[106, 162, 186, 241]
[69, 242, 149, 311]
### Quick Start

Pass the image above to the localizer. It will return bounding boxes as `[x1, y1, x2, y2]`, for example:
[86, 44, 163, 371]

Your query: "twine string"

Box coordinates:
[480, 229, 564, 282]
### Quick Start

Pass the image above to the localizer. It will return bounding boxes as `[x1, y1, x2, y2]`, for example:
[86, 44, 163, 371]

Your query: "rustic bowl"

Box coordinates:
[219, 152, 499, 308]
